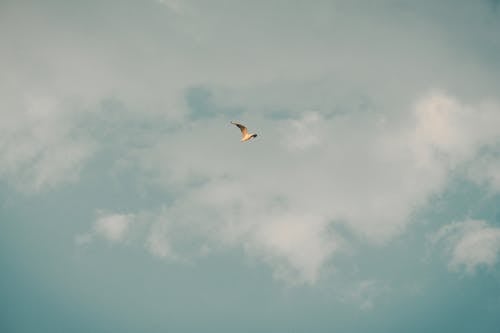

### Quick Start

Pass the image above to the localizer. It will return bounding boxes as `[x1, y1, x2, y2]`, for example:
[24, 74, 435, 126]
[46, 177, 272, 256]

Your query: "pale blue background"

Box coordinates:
[1, 1, 500, 332]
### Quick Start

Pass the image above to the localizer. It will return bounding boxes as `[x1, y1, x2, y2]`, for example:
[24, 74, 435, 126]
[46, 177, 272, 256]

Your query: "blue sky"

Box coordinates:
[1, 0, 500, 332]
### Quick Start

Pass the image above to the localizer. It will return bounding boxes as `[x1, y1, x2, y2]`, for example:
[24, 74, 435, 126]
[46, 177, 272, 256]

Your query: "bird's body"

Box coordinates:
[231, 121, 258, 142]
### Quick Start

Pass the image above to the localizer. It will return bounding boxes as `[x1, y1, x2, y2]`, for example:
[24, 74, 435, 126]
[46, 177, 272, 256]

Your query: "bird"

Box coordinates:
[231, 121, 258, 142]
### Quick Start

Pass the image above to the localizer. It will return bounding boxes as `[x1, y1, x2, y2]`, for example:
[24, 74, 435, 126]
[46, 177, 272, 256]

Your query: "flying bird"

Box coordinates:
[231, 121, 258, 142]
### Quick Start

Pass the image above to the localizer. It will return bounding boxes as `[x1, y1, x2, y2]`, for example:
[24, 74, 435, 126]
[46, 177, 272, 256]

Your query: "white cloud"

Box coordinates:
[133, 92, 500, 284]
[146, 220, 177, 259]
[245, 212, 338, 284]
[466, 154, 500, 191]
[93, 212, 135, 243]
[75, 213, 134, 246]
[2, 0, 498, 194]
[147, 231, 173, 258]
[0, 96, 95, 192]
[62, 89, 500, 284]
[281, 112, 324, 151]
[341, 279, 390, 310]
[413, 93, 500, 167]
[141, 204, 338, 284]
[430, 220, 500, 274]
[3, 1, 500, 285]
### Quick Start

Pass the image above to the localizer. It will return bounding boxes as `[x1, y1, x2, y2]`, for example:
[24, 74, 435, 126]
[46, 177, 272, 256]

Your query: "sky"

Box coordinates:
[1, 0, 500, 332]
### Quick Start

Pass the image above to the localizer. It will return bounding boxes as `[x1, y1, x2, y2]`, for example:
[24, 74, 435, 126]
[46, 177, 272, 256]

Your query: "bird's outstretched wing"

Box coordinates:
[231, 121, 248, 137]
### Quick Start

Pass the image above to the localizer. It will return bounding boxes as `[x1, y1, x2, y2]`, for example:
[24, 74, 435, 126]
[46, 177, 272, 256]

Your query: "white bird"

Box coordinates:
[231, 121, 258, 142]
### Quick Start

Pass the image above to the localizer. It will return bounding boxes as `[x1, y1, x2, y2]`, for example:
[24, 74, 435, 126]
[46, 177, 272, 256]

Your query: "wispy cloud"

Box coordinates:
[430, 219, 500, 274]
[0, 96, 95, 192]
[280, 111, 323, 151]
[341, 279, 391, 310]
[5, 0, 500, 287]
[94, 212, 135, 243]
[413, 92, 500, 167]
[466, 154, 500, 192]
[76, 212, 136, 246]
[103, 91, 500, 284]
[146, 218, 178, 260]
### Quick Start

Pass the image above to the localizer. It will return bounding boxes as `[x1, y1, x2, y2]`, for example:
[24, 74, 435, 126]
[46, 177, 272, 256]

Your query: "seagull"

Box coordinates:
[231, 121, 258, 142]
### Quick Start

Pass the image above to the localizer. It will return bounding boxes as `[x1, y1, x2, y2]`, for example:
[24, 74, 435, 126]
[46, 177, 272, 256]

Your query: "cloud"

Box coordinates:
[244, 212, 338, 284]
[413, 93, 500, 167]
[280, 112, 323, 151]
[147, 230, 173, 258]
[466, 154, 500, 191]
[146, 218, 177, 259]
[430, 219, 500, 274]
[131, 91, 500, 284]
[341, 279, 391, 310]
[140, 202, 339, 284]
[2, 0, 498, 195]
[4, 0, 500, 285]
[0, 96, 95, 192]
[93, 212, 135, 243]
[76, 212, 135, 247]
